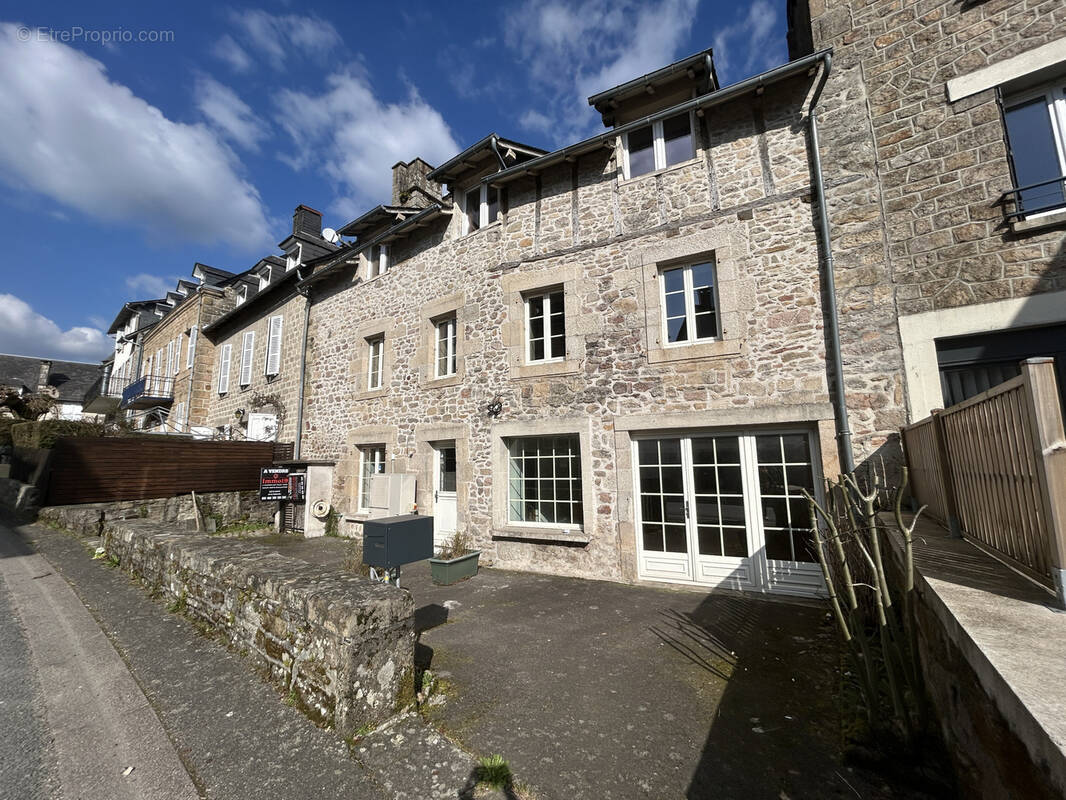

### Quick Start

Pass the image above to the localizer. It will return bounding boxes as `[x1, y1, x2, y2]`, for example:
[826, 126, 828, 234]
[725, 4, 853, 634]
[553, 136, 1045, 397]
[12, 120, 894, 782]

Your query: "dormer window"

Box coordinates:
[258, 268, 271, 290]
[368, 244, 389, 278]
[286, 254, 298, 272]
[461, 185, 499, 235]
[236, 286, 247, 306]
[622, 112, 695, 179]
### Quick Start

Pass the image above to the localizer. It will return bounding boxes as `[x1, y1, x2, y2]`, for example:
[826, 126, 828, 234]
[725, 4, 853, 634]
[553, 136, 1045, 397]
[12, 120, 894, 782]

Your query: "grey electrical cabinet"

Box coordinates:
[362, 514, 434, 569]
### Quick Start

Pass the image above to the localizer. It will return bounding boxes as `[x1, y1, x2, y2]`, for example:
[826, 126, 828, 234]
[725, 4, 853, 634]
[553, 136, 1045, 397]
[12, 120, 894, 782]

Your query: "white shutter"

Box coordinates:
[173, 338, 181, 374]
[187, 326, 197, 367]
[239, 331, 255, 386]
[266, 316, 283, 376]
[166, 341, 174, 377]
[218, 344, 232, 393]
[175, 401, 185, 431]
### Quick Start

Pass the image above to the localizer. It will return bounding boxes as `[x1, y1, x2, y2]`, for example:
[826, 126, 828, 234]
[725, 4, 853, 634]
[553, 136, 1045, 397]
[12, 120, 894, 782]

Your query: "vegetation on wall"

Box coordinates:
[11, 420, 105, 449]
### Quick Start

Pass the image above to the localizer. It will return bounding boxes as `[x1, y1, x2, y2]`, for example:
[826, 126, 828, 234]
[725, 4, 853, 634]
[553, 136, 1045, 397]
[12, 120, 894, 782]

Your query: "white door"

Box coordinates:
[433, 443, 458, 551]
[634, 430, 824, 597]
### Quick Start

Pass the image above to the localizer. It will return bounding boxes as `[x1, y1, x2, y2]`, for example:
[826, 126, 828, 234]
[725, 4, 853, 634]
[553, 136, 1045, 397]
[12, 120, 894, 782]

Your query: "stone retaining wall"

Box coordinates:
[100, 519, 414, 736]
[0, 477, 39, 522]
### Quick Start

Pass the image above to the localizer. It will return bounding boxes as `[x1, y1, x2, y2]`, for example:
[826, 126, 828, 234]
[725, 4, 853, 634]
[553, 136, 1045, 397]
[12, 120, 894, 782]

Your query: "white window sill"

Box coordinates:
[494, 526, 590, 545]
[1011, 207, 1066, 234]
[459, 220, 502, 240]
[622, 156, 702, 184]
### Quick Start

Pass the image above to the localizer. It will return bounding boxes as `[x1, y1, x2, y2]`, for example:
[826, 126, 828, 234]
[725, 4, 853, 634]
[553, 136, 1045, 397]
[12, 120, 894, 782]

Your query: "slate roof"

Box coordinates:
[0, 354, 102, 404]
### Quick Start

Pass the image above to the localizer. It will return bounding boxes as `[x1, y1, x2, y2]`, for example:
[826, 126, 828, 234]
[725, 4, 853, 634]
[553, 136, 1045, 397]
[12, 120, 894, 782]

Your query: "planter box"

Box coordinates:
[429, 551, 481, 585]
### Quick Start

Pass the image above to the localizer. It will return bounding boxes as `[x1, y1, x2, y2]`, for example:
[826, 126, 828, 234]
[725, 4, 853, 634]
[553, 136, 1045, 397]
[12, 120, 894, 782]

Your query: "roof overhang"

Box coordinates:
[587, 47, 718, 124]
[337, 205, 423, 238]
[427, 135, 547, 185]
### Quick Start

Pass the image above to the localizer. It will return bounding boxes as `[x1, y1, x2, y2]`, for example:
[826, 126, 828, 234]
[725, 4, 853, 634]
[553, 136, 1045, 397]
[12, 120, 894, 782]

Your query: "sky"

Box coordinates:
[0, 0, 788, 363]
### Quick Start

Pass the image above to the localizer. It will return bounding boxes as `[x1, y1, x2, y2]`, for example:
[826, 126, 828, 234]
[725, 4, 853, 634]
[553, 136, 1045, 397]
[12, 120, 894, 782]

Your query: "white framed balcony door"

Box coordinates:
[432, 442, 458, 551]
[633, 430, 824, 597]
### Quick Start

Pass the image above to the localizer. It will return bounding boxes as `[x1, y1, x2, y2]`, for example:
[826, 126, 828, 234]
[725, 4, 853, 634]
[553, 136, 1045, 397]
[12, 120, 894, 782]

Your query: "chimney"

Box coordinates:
[293, 204, 323, 238]
[37, 360, 52, 392]
[391, 159, 442, 208]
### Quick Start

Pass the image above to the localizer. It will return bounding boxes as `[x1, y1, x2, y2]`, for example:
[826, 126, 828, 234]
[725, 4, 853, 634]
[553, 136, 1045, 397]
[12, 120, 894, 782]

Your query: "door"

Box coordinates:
[247, 413, 278, 441]
[433, 442, 458, 551]
[634, 430, 823, 596]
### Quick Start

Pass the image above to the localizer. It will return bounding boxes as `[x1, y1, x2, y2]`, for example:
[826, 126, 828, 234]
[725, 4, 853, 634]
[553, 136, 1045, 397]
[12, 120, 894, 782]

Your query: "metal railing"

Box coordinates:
[120, 375, 175, 408]
[902, 358, 1066, 604]
[999, 175, 1066, 223]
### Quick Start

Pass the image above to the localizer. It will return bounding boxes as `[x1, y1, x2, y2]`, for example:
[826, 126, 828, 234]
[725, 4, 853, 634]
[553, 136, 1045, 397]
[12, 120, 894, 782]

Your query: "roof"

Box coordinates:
[487, 50, 829, 188]
[107, 299, 166, 335]
[192, 263, 238, 287]
[337, 205, 425, 239]
[276, 231, 339, 260]
[201, 264, 302, 338]
[426, 134, 547, 185]
[0, 354, 102, 404]
[587, 47, 718, 118]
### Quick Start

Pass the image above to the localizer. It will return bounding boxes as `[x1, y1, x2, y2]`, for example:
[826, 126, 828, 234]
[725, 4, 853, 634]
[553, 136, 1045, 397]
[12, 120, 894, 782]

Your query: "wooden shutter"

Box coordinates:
[166, 341, 174, 377]
[187, 326, 197, 368]
[266, 315, 283, 376]
[173, 338, 181, 374]
[218, 344, 232, 393]
[240, 331, 255, 386]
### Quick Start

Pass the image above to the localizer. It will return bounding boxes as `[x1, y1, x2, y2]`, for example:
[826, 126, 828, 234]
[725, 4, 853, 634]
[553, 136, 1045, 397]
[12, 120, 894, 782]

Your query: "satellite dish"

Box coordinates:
[322, 227, 340, 244]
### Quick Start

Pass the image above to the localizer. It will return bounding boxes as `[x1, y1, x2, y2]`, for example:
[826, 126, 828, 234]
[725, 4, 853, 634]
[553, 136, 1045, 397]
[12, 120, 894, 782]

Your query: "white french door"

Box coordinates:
[433, 442, 458, 551]
[634, 430, 824, 597]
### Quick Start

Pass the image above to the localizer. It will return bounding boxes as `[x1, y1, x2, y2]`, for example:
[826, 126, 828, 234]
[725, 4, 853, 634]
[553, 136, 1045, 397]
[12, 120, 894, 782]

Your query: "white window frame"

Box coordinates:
[435, 316, 457, 378]
[236, 286, 247, 306]
[659, 261, 721, 347]
[187, 326, 197, 368]
[460, 184, 499, 235]
[367, 244, 389, 278]
[1002, 81, 1066, 221]
[367, 335, 384, 390]
[524, 288, 566, 364]
[258, 267, 271, 290]
[217, 344, 232, 394]
[239, 331, 255, 386]
[506, 435, 584, 530]
[357, 445, 386, 513]
[622, 111, 696, 180]
[265, 315, 283, 376]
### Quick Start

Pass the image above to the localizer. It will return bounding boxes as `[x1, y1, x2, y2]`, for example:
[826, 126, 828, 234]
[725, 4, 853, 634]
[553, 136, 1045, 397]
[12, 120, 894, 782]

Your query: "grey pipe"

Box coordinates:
[293, 277, 312, 460]
[489, 135, 507, 170]
[807, 51, 855, 474]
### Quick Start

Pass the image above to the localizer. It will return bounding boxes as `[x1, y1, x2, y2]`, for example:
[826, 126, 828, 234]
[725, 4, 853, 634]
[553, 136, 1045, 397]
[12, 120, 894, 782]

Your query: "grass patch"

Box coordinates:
[475, 754, 513, 790]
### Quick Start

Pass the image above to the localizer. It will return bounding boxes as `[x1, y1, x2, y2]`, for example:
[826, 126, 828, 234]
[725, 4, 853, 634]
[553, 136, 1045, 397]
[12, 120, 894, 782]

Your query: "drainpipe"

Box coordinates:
[489, 135, 507, 170]
[293, 277, 312, 460]
[184, 290, 204, 432]
[807, 51, 855, 474]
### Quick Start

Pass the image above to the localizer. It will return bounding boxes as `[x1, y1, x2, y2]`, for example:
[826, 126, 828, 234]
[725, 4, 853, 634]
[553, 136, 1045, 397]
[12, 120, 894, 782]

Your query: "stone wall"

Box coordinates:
[38, 489, 273, 537]
[100, 519, 414, 736]
[0, 477, 39, 522]
[302, 74, 845, 581]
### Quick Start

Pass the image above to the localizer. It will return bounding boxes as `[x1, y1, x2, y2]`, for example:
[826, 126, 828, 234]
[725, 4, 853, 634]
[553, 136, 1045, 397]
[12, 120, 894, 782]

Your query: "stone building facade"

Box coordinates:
[300, 56, 850, 596]
[792, 0, 1066, 428]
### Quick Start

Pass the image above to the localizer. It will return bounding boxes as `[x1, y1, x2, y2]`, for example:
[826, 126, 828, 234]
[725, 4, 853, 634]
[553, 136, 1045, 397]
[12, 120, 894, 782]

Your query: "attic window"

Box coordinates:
[622, 111, 695, 179]
[236, 286, 247, 306]
[258, 268, 271, 290]
[286, 254, 298, 271]
[368, 244, 389, 278]
[461, 185, 499, 235]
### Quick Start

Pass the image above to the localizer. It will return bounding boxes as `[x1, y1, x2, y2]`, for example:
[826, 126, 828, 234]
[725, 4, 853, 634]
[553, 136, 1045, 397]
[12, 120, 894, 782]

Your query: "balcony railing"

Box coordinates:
[999, 175, 1066, 223]
[120, 375, 175, 409]
[82, 374, 128, 413]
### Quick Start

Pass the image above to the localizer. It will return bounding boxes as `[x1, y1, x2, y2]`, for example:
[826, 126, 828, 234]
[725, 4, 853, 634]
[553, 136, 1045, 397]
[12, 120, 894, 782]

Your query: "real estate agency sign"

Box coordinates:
[260, 467, 291, 501]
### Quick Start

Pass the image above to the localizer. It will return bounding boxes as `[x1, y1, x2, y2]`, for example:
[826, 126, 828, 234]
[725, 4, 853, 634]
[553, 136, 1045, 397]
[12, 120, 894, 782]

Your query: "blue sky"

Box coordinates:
[0, 0, 787, 363]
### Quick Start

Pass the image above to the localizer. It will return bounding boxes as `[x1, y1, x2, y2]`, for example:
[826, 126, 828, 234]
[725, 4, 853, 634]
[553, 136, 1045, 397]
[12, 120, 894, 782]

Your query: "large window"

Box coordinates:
[435, 316, 457, 378]
[462, 185, 500, 234]
[358, 445, 386, 512]
[623, 112, 695, 179]
[525, 289, 565, 363]
[507, 436, 583, 527]
[1003, 83, 1066, 217]
[660, 261, 719, 345]
[367, 335, 384, 390]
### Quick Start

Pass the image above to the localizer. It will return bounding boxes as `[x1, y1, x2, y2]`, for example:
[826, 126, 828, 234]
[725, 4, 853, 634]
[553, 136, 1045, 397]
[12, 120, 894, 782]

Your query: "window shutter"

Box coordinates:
[240, 331, 255, 385]
[266, 316, 283, 376]
[166, 341, 174, 377]
[218, 344, 231, 393]
[187, 326, 197, 368]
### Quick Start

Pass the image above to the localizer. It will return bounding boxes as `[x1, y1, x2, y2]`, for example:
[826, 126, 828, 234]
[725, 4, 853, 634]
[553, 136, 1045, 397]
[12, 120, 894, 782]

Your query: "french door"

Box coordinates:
[634, 430, 824, 596]
[433, 442, 458, 551]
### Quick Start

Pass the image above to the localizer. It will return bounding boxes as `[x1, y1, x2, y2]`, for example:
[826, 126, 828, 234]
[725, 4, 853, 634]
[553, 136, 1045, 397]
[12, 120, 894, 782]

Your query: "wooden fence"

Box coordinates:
[902, 358, 1066, 601]
[42, 437, 283, 505]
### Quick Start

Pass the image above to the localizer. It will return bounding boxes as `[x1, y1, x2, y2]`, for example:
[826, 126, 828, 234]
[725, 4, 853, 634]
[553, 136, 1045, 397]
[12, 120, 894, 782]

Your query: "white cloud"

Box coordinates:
[0, 23, 273, 250]
[505, 0, 699, 144]
[230, 10, 342, 68]
[195, 76, 269, 151]
[0, 294, 111, 362]
[125, 273, 180, 298]
[212, 34, 252, 73]
[518, 109, 554, 135]
[711, 1, 785, 84]
[275, 68, 460, 216]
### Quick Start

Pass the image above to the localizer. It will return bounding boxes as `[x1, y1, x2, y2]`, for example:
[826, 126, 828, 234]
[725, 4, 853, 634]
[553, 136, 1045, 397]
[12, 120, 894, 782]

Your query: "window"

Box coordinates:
[174, 401, 186, 432]
[367, 335, 384, 390]
[266, 315, 283, 376]
[461, 185, 499, 234]
[217, 344, 232, 394]
[286, 254, 298, 272]
[507, 436, 583, 527]
[239, 331, 254, 386]
[258, 268, 271, 290]
[1003, 83, 1066, 217]
[623, 112, 695, 179]
[367, 244, 389, 278]
[435, 316, 457, 378]
[525, 289, 566, 363]
[358, 445, 386, 512]
[187, 326, 197, 368]
[236, 286, 247, 306]
[660, 261, 719, 345]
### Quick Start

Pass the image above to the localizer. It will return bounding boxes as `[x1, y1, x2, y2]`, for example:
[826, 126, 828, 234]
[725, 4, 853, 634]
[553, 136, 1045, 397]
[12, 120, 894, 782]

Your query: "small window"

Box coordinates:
[435, 316, 457, 378]
[236, 286, 247, 306]
[265, 315, 283, 376]
[461, 185, 500, 235]
[367, 335, 384, 390]
[525, 289, 566, 363]
[1003, 83, 1066, 218]
[367, 244, 389, 278]
[286, 254, 298, 272]
[239, 331, 255, 386]
[217, 344, 232, 394]
[660, 261, 719, 345]
[258, 268, 271, 290]
[623, 112, 695, 179]
[507, 435, 583, 527]
[358, 445, 386, 512]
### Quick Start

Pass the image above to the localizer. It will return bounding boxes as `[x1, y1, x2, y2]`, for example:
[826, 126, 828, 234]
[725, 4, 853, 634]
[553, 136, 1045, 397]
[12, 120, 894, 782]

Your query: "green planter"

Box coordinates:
[429, 551, 481, 585]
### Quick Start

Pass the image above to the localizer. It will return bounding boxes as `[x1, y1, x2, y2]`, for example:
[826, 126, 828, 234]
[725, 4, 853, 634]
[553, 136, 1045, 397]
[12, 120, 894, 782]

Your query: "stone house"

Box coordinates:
[201, 206, 336, 444]
[299, 49, 854, 596]
[789, 0, 1066, 429]
[85, 298, 173, 417]
[0, 354, 102, 421]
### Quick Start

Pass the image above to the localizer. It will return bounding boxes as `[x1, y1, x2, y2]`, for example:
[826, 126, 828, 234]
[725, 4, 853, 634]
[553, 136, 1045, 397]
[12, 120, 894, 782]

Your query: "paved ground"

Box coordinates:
[261, 535, 913, 799]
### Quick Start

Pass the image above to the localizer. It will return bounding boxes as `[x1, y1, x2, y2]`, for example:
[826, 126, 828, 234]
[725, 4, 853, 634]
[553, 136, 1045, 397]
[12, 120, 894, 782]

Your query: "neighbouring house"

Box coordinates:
[789, 0, 1066, 424]
[0, 354, 103, 421]
[297, 48, 851, 596]
[201, 206, 337, 443]
[84, 298, 171, 417]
